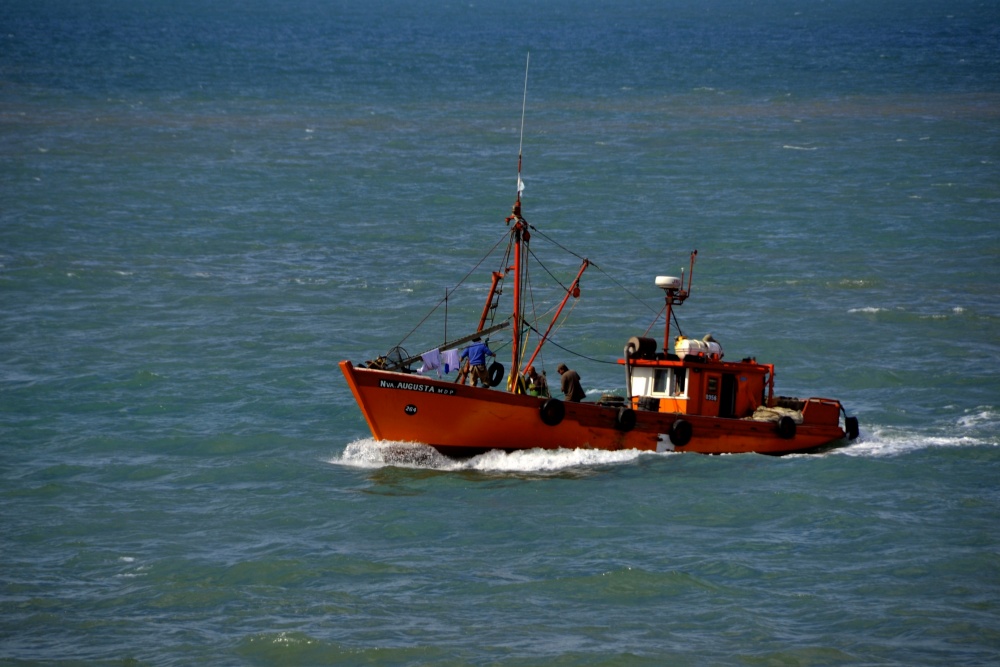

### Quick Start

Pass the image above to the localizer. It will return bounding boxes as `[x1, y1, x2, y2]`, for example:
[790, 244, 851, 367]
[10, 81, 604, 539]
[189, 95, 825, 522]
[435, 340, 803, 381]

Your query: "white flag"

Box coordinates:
[517, 175, 525, 194]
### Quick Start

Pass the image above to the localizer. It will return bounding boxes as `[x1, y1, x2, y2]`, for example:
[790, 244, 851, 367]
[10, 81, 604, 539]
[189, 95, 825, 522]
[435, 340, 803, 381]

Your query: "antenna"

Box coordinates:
[517, 53, 529, 202]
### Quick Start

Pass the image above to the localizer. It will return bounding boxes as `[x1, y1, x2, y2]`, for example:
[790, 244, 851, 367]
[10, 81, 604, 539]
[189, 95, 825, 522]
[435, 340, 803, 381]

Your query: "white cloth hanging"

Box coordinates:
[441, 348, 461, 374]
[418, 349, 441, 376]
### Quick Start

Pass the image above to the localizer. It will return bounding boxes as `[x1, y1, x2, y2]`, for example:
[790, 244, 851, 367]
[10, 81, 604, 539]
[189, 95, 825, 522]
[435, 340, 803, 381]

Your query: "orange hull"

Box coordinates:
[340, 361, 848, 456]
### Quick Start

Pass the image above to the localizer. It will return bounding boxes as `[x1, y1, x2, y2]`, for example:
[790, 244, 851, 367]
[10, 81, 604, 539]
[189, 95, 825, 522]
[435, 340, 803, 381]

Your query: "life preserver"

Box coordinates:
[487, 362, 504, 388]
[615, 407, 636, 432]
[777, 415, 797, 439]
[669, 419, 693, 447]
[539, 398, 565, 426]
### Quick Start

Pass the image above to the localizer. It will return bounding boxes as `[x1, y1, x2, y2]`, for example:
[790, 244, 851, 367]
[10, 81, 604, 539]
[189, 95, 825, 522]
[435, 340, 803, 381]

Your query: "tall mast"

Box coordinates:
[512, 219, 525, 386]
[508, 54, 530, 390]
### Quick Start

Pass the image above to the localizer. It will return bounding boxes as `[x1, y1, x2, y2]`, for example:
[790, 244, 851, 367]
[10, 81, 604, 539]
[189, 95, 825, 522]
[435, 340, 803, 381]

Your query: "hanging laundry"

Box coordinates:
[418, 348, 441, 376]
[441, 348, 461, 374]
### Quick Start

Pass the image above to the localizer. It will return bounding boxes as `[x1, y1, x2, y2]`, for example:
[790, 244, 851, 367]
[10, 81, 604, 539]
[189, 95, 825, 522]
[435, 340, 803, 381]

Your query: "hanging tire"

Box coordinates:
[487, 362, 504, 388]
[845, 416, 859, 440]
[777, 415, 797, 439]
[615, 407, 636, 432]
[669, 419, 692, 447]
[539, 398, 565, 426]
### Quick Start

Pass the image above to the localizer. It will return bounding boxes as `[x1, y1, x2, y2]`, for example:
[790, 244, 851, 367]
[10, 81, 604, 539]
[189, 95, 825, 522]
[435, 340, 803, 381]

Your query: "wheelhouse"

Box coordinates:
[625, 351, 774, 419]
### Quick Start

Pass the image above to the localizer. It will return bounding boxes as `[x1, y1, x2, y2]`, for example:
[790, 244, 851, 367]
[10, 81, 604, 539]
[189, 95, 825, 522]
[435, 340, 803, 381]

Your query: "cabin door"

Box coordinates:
[720, 373, 737, 418]
[703, 373, 737, 418]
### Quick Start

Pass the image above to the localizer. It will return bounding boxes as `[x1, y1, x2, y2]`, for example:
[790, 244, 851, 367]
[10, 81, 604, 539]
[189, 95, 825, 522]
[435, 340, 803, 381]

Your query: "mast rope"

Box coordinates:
[394, 230, 510, 349]
[592, 262, 662, 317]
[524, 322, 620, 366]
[527, 225, 588, 263]
[391, 218, 674, 366]
[516, 53, 529, 200]
[528, 225, 660, 318]
[526, 245, 575, 293]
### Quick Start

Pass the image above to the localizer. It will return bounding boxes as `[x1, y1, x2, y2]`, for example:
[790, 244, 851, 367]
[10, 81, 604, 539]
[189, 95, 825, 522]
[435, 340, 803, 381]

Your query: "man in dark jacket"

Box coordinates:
[556, 363, 586, 402]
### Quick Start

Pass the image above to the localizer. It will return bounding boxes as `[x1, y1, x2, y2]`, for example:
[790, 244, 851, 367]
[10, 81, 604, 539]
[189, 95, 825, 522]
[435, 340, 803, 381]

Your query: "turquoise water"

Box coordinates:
[3, 0, 999, 664]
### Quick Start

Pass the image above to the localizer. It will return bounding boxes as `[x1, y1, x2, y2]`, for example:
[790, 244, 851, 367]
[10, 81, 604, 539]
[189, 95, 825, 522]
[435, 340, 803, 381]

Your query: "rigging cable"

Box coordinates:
[528, 224, 661, 318]
[394, 230, 510, 349]
[524, 322, 618, 366]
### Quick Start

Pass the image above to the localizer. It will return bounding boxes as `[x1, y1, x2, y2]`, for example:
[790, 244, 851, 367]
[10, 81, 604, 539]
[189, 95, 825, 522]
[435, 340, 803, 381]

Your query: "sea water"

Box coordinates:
[2, 0, 999, 664]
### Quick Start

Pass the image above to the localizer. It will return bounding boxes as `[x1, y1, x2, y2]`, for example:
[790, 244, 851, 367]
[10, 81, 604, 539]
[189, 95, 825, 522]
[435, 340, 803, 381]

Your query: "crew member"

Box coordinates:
[460, 338, 495, 387]
[525, 366, 550, 398]
[556, 363, 586, 402]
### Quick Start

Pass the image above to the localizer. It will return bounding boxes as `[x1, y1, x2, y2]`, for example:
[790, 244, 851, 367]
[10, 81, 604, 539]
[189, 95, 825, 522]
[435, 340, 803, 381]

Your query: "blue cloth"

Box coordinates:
[461, 341, 494, 367]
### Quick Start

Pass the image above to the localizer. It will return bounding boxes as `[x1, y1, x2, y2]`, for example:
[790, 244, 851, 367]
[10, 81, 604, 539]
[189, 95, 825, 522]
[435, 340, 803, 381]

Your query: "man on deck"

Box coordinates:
[460, 338, 495, 387]
[556, 363, 586, 402]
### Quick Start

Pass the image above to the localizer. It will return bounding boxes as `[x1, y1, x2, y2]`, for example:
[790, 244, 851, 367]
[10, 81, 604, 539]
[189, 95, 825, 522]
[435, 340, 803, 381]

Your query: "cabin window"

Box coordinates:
[629, 369, 653, 398]
[653, 369, 669, 393]
[652, 368, 687, 397]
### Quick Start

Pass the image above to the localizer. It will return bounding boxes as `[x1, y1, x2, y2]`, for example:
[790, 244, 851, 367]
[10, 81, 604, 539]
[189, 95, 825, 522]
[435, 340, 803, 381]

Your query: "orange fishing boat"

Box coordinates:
[339, 197, 859, 457]
[341, 67, 859, 457]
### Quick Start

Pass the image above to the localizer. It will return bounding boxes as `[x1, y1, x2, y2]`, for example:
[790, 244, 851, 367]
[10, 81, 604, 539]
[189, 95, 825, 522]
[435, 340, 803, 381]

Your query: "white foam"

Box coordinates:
[465, 446, 649, 472]
[334, 418, 999, 470]
[331, 438, 661, 472]
[957, 406, 999, 431]
[831, 422, 995, 458]
[114, 557, 148, 579]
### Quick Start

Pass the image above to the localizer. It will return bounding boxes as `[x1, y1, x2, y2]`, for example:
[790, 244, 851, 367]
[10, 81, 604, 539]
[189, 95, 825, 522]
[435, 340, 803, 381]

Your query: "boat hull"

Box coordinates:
[340, 361, 847, 456]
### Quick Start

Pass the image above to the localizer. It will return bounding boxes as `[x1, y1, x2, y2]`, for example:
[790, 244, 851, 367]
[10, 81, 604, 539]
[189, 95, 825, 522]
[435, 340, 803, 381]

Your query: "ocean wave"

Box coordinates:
[957, 406, 999, 430]
[847, 305, 971, 318]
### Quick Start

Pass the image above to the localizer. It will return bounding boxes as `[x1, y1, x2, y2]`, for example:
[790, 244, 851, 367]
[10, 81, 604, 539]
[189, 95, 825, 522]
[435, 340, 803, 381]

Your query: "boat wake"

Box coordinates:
[332, 406, 998, 471]
[823, 408, 999, 458]
[827, 430, 980, 458]
[331, 438, 659, 473]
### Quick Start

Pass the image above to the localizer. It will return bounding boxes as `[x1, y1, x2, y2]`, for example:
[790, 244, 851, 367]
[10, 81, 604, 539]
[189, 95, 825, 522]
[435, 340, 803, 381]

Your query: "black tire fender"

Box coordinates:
[777, 415, 797, 439]
[670, 419, 693, 447]
[845, 416, 860, 440]
[615, 407, 637, 432]
[539, 398, 565, 426]
[487, 362, 504, 388]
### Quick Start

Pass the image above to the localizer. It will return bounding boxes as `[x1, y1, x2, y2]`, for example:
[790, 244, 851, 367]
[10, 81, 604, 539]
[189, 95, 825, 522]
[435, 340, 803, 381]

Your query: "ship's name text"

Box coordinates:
[380, 379, 456, 396]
